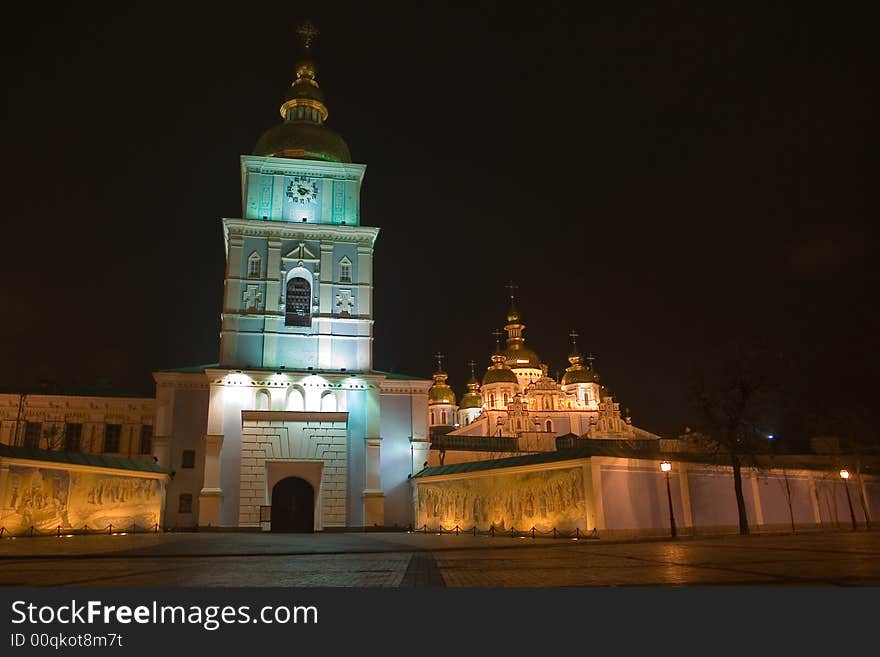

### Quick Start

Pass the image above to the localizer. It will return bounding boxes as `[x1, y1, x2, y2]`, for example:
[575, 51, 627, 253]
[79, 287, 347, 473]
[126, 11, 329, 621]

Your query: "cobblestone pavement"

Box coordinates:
[0, 531, 877, 587]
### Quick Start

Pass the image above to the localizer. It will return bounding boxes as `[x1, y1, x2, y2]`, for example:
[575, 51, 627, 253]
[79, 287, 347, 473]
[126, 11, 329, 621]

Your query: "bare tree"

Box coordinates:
[690, 347, 778, 535]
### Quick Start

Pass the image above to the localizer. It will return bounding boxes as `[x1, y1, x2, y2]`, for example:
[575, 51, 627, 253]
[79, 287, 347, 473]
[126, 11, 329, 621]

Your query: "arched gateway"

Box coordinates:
[270, 476, 315, 532]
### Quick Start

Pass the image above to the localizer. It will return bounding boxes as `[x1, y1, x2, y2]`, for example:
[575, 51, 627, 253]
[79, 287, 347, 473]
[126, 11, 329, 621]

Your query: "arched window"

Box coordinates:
[178, 493, 193, 514]
[503, 392, 508, 406]
[339, 256, 352, 283]
[285, 277, 311, 326]
[320, 390, 337, 412]
[255, 389, 270, 411]
[286, 386, 305, 411]
[546, 420, 552, 432]
[430, 410, 435, 425]
[442, 410, 448, 425]
[490, 394, 495, 408]
[247, 252, 261, 278]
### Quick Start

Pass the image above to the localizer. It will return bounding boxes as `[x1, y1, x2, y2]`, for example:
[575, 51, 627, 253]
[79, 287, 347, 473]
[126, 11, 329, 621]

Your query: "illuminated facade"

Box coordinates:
[152, 43, 431, 531]
[426, 298, 659, 466]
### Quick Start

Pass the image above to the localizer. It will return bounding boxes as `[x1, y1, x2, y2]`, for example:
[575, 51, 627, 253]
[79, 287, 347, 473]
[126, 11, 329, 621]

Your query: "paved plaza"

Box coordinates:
[0, 530, 878, 587]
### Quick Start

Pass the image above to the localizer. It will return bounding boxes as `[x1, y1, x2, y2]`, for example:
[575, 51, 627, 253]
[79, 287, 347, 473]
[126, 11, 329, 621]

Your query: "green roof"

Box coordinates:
[0, 386, 152, 399]
[414, 438, 865, 478]
[413, 447, 597, 478]
[0, 444, 167, 474]
[371, 370, 429, 381]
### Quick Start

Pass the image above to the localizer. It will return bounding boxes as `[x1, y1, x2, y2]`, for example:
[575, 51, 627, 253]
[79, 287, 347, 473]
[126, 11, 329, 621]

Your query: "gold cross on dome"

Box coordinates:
[297, 21, 320, 50]
[434, 352, 445, 372]
[504, 280, 518, 302]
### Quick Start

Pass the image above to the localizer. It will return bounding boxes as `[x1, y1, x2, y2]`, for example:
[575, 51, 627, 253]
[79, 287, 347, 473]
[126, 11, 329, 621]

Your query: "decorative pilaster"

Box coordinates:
[199, 382, 225, 526]
[199, 433, 224, 526]
[152, 385, 175, 469]
[363, 437, 384, 526]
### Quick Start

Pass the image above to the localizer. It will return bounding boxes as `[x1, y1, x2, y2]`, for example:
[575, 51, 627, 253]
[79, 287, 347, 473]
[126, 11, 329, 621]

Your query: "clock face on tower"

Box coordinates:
[286, 176, 319, 204]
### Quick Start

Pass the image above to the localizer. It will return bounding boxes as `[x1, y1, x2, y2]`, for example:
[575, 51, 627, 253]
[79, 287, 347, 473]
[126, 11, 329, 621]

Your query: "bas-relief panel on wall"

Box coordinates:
[1, 466, 161, 532]
[418, 467, 586, 532]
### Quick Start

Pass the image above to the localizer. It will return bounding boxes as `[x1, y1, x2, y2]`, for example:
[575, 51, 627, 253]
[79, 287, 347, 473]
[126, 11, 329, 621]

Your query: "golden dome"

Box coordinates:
[254, 122, 351, 162]
[460, 390, 482, 409]
[561, 366, 601, 386]
[253, 55, 352, 163]
[428, 371, 456, 405]
[504, 343, 541, 369]
[483, 366, 519, 385]
[460, 362, 483, 409]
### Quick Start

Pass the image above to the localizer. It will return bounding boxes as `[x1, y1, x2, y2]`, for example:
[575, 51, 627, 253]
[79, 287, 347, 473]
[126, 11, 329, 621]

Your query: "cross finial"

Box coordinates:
[467, 360, 477, 378]
[504, 280, 518, 303]
[297, 20, 320, 50]
[433, 351, 445, 373]
[491, 329, 505, 350]
[586, 353, 595, 367]
[569, 329, 579, 347]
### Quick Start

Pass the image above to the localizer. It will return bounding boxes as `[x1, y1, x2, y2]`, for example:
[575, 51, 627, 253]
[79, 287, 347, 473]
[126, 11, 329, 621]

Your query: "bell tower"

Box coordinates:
[219, 26, 377, 372]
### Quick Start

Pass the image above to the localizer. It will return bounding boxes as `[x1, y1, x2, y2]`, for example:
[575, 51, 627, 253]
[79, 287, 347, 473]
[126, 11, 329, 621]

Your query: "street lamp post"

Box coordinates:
[660, 461, 677, 538]
[840, 469, 858, 531]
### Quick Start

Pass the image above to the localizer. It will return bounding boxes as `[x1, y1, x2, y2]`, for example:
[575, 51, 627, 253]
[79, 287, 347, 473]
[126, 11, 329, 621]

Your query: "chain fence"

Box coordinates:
[409, 524, 599, 540]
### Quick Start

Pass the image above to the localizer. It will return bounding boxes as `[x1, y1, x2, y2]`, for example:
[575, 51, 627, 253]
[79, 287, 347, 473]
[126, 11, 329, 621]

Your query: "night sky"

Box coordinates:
[1, 3, 874, 438]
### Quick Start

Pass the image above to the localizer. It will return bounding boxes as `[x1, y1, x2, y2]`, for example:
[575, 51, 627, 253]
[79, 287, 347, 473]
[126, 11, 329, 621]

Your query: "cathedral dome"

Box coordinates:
[483, 366, 519, 385]
[428, 383, 456, 405]
[428, 355, 456, 405]
[253, 50, 351, 163]
[459, 389, 483, 409]
[253, 122, 351, 163]
[504, 344, 541, 369]
[561, 366, 600, 386]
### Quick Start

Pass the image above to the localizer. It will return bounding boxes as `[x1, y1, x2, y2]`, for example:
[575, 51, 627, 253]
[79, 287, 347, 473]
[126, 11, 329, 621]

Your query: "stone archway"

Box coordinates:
[271, 477, 315, 533]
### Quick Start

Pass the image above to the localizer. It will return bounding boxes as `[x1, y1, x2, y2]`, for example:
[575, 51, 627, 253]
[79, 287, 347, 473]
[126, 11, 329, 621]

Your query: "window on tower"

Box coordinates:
[247, 252, 261, 278]
[340, 261, 352, 283]
[285, 277, 312, 326]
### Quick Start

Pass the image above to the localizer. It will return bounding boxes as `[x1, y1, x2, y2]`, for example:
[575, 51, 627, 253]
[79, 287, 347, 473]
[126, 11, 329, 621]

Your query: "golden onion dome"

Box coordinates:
[483, 367, 519, 385]
[459, 390, 483, 409]
[428, 370, 456, 405]
[561, 366, 601, 386]
[504, 343, 541, 369]
[253, 54, 352, 163]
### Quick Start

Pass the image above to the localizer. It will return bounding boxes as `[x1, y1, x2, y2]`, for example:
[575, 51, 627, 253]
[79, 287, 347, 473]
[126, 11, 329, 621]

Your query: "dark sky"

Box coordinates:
[0, 2, 874, 437]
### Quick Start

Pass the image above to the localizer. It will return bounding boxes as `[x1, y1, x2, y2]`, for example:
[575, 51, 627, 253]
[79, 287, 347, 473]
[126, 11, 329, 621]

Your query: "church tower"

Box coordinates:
[219, 31, 376, 372]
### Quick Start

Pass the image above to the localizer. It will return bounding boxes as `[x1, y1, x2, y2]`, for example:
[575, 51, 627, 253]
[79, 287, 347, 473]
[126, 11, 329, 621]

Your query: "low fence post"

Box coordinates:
[154, 523, 159, 533]
[576, 527, 580, 539]
[473, 526, 477, 536]
[29, 526, 34, 537]
[553, 528, 557, 539]
[455, 525, 460, 536]
[57, 525, 61, 537]
[0, 527, 5, 538]
[490, 525, 495, 537]
[108, 524, 113, 535]
[531, 527, 535, 539]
